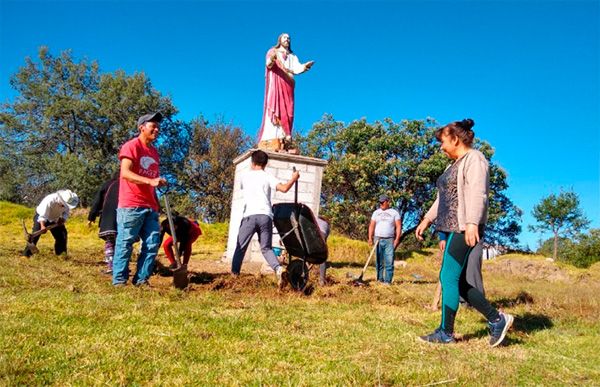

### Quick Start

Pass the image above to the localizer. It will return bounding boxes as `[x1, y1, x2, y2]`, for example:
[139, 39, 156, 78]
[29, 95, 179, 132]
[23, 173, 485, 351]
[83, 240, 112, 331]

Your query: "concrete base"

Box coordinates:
[224, 149, 327, 265]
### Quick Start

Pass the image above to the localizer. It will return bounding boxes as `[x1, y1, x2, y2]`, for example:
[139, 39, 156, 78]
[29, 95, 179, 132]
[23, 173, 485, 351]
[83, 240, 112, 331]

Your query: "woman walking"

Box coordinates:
[415, 118, 513, 347]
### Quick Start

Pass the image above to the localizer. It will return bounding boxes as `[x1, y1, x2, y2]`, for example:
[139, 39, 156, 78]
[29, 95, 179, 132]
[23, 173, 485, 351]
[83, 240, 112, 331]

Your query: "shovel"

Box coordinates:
[21, 219, 59, 255]
[163, 193, 189, 290]
[351, 239, 379, 286]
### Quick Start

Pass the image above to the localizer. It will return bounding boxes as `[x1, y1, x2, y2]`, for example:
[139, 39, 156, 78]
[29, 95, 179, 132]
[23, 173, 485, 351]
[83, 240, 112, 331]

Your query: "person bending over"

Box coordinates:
[23, 189, 79, 257]
[160, 214, 202, 269]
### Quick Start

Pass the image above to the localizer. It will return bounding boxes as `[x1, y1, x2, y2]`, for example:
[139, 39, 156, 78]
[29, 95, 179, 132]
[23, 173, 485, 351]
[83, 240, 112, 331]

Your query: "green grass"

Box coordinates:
[1, 201, 599, 385]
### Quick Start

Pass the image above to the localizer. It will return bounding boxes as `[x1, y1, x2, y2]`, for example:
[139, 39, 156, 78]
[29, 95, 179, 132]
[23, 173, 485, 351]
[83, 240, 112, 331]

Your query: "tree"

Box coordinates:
[530, 190, 590, 261]
[298, 115, 522, 246]
[568, 229, 600, 268]
[173, 117, 251, 222]
[0, 47, 181, 206]
[536, 236, 576, 260]
[0, 136, 21, 202]
[537, 230, 600, 268]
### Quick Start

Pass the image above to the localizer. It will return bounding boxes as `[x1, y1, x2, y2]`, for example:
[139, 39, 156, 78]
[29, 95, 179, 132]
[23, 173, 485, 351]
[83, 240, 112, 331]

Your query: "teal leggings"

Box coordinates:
[440, 232, 500, 333]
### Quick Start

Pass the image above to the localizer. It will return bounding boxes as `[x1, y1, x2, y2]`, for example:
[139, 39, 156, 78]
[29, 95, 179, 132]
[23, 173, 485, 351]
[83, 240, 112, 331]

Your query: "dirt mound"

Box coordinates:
[485, 257, 572, 282]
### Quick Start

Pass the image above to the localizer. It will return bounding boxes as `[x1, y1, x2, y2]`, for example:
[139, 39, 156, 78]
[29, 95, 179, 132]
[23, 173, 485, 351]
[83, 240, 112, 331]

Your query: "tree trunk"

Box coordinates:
[553, 231, 558, 261]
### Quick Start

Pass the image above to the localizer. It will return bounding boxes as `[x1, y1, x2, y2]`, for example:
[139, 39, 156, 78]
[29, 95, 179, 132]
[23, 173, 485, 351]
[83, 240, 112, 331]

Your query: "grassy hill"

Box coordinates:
[1, 201, 599, 385]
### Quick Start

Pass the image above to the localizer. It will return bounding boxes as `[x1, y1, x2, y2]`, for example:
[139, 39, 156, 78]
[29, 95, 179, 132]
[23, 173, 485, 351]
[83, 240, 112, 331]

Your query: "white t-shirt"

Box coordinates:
[241, 169, 281, 218]
[371, 208, 400, 238]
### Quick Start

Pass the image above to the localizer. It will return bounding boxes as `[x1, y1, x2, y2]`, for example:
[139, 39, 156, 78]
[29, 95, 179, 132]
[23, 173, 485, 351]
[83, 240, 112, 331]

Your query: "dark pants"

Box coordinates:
[440, 232, 499, 334]
[22, 214, 68, 257]
[231, 215, 280, 275]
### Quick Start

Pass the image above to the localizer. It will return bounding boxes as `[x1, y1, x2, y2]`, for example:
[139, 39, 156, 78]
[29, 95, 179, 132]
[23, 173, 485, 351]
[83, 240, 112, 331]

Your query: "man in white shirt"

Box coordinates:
[368, 194, 402, 284]
[231, 150, 300, 288]
[22, 189, 79, 257]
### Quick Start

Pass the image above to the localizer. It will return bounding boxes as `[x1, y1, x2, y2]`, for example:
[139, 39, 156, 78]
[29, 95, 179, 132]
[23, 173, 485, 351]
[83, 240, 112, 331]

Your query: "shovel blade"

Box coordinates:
[172, 265, 189, 289]
[26, 242, 39, 255]
[351, 278, 368, 287]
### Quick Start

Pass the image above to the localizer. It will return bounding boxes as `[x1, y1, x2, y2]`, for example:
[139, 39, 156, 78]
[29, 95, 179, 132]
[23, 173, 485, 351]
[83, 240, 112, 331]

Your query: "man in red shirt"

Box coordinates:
[112, 112, 167, 286]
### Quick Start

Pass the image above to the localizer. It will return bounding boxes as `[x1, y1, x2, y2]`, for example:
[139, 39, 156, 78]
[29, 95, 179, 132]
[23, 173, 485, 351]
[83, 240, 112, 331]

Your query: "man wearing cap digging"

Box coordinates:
[368, 194, 402, 284]
[22, 189, 80, 257]
[112, 112, 167, 287]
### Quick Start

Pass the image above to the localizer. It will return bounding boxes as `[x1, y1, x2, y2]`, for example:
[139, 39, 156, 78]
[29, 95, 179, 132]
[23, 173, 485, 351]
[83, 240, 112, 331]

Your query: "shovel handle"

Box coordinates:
[290, 166, 306, 253]
[163, 193, 183, 268]
[22, 218, 60, 240]
[293, 166, 298, 204]
[359, 239, 379, 277]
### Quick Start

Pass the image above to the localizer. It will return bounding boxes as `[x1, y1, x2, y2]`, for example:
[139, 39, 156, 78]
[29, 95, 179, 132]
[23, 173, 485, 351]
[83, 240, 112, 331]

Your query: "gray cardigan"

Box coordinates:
[424, 149, 489, 231]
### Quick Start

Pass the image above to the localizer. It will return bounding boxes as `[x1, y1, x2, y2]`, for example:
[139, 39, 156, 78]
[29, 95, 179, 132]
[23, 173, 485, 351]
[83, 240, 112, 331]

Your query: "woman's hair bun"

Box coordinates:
[460, 118, 475, 130]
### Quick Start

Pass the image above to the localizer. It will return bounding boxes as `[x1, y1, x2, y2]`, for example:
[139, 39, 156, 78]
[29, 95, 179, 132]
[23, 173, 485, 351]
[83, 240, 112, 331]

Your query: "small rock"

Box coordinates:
[67, 284, 80, 293]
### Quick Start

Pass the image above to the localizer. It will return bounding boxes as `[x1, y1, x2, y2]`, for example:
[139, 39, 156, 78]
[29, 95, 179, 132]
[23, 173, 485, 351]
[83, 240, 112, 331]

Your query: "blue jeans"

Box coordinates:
[112, 208, 160, 285]
[375, 238, 394, 283]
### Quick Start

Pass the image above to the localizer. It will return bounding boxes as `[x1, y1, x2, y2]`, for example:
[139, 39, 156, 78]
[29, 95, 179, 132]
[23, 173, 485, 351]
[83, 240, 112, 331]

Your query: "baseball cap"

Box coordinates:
[379, 194, 390, 203]
[137, 112, 163, 127]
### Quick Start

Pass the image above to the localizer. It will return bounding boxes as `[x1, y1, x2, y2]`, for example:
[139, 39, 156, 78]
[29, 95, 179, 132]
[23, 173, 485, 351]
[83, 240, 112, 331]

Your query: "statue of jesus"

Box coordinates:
[257, 33, 314, 149]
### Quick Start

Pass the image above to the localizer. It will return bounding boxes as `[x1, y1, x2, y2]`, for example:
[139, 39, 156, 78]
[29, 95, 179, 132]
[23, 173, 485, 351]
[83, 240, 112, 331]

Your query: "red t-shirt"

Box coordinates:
[118, 137, 160, 211]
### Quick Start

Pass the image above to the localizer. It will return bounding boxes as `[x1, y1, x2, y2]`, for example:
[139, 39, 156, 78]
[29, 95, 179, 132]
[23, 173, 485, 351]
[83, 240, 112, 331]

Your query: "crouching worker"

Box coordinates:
[160, 214, 202, 269]
[231, 150, 300, 289]
[22, 189, 79, 257]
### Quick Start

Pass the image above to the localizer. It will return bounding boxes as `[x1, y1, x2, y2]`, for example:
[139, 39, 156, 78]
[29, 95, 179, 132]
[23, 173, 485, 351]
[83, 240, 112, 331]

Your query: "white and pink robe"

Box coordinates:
[258, 47, 307, 142]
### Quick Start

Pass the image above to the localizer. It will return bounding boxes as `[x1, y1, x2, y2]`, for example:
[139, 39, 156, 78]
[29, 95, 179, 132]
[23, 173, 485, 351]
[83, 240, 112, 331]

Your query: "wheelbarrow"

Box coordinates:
[272, 171, 327, 291]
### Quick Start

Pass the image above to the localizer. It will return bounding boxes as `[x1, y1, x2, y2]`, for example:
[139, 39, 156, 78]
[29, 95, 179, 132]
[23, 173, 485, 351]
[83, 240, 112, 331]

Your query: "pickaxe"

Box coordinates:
[21, 218, 59, 255]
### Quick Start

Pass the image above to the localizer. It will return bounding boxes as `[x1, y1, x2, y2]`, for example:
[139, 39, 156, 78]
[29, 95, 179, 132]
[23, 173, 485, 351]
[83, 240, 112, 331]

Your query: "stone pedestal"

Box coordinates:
[224, 149, 328, 266]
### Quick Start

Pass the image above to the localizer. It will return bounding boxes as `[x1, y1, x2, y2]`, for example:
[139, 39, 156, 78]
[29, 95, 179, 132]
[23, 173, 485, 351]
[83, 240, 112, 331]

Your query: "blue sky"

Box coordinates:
[1, 0, 598, 249]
